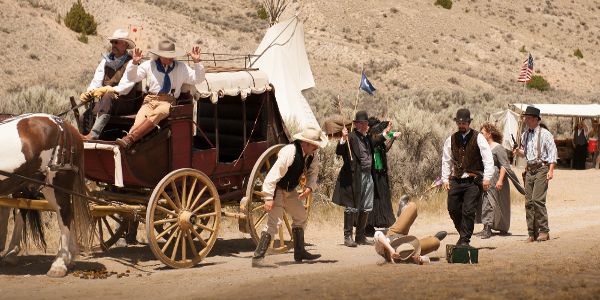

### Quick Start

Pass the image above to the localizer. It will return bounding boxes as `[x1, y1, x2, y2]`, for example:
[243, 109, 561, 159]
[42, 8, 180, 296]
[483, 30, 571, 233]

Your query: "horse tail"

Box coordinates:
[69, 126, 93, 251]
[20, 209, 47, 252]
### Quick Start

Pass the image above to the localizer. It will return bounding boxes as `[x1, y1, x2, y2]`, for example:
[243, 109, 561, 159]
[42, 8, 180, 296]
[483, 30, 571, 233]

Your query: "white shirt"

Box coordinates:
[441, 131, 494, 183]
[261, 144, 319, 200]
[125, 60, 205, 98]
[520, 126, 557, 163]
[87, 58, 136, 95]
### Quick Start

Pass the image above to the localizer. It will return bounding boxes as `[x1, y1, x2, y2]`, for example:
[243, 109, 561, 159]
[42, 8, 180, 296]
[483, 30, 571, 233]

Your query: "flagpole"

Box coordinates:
[338, 95, 353, 161]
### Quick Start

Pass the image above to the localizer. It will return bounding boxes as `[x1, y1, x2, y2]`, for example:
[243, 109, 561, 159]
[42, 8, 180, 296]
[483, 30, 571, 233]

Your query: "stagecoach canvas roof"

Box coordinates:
[192, 69, 272, 103]
[511, 103, 600, 118]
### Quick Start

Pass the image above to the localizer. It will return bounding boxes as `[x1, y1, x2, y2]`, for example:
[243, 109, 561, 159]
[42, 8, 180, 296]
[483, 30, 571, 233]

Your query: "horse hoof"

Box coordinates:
[46, 265, 68, 278]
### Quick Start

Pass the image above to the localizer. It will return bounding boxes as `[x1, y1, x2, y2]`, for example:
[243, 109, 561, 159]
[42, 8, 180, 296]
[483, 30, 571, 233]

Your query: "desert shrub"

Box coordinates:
[256, 4, 268, 20]
[434, 0, 452, 9]
[0, 85, 77, 116]
[64, 0, 97, 35]
[527, 75, 551, 91]
[574, 48, 583, 59]
[519, 45, 527, 53]
[77, 32, 88, 44]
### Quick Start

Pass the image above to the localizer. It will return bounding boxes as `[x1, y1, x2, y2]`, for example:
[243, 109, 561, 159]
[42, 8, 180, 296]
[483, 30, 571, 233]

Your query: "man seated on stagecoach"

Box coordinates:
[79, 29, 141, 141]
[115, 40, 206, 149]
[252, 126, 328, 268]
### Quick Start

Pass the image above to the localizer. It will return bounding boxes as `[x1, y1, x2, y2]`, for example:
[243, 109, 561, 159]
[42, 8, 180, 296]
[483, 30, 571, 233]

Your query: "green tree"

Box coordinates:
[64, 0, 97, 35]
[526, 75, 551, 92]
[434, 0, 453, 9]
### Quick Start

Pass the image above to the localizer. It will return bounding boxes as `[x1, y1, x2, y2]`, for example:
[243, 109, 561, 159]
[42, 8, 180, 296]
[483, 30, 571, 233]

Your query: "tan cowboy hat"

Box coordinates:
[107, 29, 135, 49]
[149, 40, 186, 58]
[293, 126, 329, 148]
[390, 235, 422, 262]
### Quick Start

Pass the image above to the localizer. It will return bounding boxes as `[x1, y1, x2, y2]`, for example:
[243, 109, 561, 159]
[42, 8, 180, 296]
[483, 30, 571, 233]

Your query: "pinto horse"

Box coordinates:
[0, 113, 92, 277]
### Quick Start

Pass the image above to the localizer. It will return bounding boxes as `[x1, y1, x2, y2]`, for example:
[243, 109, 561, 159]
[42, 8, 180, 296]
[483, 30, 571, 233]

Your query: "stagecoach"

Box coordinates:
[1, 65, 314, 269]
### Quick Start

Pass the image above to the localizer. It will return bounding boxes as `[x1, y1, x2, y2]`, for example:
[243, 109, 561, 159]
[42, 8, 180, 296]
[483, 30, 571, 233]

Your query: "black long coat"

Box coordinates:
[368, 136, 396, 227]
[332, 130, 384, 209]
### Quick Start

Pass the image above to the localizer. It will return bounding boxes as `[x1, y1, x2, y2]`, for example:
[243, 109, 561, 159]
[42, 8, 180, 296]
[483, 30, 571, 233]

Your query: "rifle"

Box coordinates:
[511, 134, 518, 150]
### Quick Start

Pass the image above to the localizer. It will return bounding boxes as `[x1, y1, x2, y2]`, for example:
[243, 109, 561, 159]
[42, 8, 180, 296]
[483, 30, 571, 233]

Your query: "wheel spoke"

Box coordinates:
[102, 217, 115, 237]
[161, 228, 180, 253]
[196, 212, 217, 219]
[186, 178, 198, 210]
[153, 218, 177, 226]
[97, 219, 104, 246]
[156, 205, 176, 216]
[156, 222, 178, 240]
[189, 186, 207, 211]
[264, 160, 271, 170]
[195, 222, 215, 233]
[191, 197, 214, 214]
[185, 228, 198, 256]
[108, 215, 125, 226]
[254, 212, 267, 229]
[251, 203, 265, 212]
[161, 192, 180, 213]
[171, 231, 182, 261]
[181, 230, 187, 262]
[169, 181, 183, 209]
[190, 228, 208, 247]
[181, 176, 187, 209]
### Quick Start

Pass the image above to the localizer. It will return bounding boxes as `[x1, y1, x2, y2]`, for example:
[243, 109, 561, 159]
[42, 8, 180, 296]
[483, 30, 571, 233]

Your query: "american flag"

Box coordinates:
[517, 53, 534, 82]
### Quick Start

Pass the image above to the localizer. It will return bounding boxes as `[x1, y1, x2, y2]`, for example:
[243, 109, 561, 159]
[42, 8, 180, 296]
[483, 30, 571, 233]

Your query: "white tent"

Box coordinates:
[511, 103, 600, 118]
[251, 16, 319, 130]
[489, 109, 520, 150]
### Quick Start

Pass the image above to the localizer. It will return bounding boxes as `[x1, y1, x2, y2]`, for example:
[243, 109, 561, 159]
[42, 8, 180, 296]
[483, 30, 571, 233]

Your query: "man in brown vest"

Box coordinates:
[79, 29, 141, 140]
[441, 108, 494, 246]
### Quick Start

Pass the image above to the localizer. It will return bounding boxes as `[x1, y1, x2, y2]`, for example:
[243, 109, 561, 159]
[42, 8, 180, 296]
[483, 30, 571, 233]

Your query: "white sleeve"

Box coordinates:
[112, 67, 136, 95]
[441, 136, 452, 183]
[87, 60, 106, 91]
[477, 133, 494, 181]
[261, 145, 295, 200]
[125, 60, 147, 83]
[184, 62, 206, 85]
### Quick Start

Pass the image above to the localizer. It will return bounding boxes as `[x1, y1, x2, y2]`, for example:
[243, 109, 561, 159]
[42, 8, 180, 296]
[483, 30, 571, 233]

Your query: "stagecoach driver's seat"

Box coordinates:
[115, 40, 206, 149]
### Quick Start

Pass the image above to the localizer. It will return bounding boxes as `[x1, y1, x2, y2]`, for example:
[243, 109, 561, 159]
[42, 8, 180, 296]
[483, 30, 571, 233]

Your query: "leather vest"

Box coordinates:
[277, 141, 314, 192]
[103, 56, 132, 87]
[451, 130, 483, 177]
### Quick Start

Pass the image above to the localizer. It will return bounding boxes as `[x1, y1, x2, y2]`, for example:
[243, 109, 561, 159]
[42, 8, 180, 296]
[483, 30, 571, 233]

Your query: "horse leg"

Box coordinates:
[41, 186, 73, 278]
[1, 209, 24, 265]
[0, 207, 10, 253]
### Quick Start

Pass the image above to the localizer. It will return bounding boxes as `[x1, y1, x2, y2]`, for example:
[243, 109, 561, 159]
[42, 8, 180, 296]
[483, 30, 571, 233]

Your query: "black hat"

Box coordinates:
[354, 110, 369, 122]
[453, 108, 472, 122]
[523, 106, 541, 120]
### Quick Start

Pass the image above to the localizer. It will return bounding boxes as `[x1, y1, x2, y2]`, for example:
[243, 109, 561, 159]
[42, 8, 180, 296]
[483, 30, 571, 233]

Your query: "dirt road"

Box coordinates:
[1, 167, 600, 299]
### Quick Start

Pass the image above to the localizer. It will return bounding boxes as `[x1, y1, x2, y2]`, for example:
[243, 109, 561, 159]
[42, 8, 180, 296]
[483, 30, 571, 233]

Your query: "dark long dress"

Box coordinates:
[367, 136, 396, 228]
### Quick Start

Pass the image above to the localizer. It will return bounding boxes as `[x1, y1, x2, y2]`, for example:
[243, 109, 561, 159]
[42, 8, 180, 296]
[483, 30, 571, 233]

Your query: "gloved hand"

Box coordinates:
[79, 91, 93, 103]
[89, 86, 115, 98]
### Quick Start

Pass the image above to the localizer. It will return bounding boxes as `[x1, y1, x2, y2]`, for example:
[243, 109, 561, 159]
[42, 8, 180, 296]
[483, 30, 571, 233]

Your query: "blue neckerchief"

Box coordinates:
[102, 52, 130, 70]
[155, 60, 176, 94]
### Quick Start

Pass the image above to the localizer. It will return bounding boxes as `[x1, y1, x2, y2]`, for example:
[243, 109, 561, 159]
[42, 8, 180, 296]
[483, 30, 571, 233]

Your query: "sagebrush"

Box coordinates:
[64, 0, 97, 35]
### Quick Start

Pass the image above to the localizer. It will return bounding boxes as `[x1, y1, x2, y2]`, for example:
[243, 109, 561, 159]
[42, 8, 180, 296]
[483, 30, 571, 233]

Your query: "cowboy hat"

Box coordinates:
[523, 106, 541, 120]
[293, 126, 329, 148]
[149, 40, 186, 58]
[454, 108, 472, 122]
[390, 234, 422, 262]
[354, 110, 369, 122]
[107, 29, 135, 49]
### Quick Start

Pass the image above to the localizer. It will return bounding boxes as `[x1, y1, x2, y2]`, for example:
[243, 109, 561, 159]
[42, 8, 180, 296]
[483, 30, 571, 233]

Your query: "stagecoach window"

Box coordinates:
[217, 96, 245, 162]
[194, 98, 217, 150]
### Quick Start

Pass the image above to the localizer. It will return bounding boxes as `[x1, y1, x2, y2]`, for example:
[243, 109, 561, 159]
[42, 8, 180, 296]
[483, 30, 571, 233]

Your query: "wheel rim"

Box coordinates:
[146, 169, 221, 268]
[245, 144, 306, 253]
[91, 214, 127, 252]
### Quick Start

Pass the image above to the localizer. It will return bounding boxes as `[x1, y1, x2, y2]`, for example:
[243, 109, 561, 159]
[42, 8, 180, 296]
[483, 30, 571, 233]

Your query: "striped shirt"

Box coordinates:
[520, 126, 557, 163]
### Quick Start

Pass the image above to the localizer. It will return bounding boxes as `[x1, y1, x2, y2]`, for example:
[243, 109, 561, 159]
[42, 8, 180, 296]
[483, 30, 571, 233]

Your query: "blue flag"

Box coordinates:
[359, 72, 376, 95]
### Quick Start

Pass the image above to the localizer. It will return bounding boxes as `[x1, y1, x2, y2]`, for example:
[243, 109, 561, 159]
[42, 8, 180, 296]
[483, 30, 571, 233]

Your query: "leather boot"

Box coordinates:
[83, 114, 111, 141]
[343, 211, 357, 247]
[481, 224, 492, 239]
[252, 232, 278, 268]
[292, 227, 321, 262]
[355, 211, 373, 245]
[116, 119, 156, 149]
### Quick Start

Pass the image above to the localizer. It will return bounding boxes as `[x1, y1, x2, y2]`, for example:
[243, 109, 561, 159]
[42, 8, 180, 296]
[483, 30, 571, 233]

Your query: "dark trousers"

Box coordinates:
[92, 92, 141, 116]
[447, 179, 482, 244]
[524, 165, 550, 236]
[573, 144, 588, 170]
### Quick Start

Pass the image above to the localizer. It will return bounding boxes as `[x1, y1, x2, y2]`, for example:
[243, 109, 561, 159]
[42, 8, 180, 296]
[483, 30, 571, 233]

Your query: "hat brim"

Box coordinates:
[108, 37, 136, 49]
[390, 235, 421, 262]
[149, 49, 186, 59]
[453, 118, 473, 122]
[293, 132, 329, 148]
[523, 114, 541, 120]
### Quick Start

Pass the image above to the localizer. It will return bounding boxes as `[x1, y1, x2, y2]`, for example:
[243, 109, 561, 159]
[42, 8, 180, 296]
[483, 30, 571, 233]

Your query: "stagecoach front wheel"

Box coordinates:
[146, 168, 221, 268]
[91, 214, 127, 252]
[244, 144, 314, 254]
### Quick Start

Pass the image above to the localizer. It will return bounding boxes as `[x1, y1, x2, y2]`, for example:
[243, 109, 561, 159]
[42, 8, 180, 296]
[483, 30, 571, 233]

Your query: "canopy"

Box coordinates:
[511, 103, 600, 118]
[489, 109, 520, 150]
[251, 16, 319, 129]
[192, 69, 271, 103]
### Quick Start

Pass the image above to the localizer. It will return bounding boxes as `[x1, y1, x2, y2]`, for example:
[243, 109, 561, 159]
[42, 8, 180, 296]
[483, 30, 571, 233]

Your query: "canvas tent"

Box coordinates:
[489, 109, 520, 151]
[251, 16, 320, 129]
[510, 103, 600, 118]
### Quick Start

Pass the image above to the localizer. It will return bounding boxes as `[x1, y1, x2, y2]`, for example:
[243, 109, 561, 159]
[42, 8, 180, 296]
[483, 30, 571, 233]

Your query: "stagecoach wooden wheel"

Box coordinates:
[146, 168, 221, 268]
[244, 144, 314, 254]
[91, 214, 127, 252]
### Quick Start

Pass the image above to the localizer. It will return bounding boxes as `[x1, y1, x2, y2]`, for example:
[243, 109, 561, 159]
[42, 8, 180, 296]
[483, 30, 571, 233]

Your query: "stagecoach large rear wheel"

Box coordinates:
[243, 144, 314, 254]
[146, 168, 221, 268]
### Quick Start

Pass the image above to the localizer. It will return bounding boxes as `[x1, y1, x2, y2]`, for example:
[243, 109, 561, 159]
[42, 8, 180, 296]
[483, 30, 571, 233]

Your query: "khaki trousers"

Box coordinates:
[524, 165, 550, 236]
[131, 94, 174, 131]
[264, 188, 308, 236]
